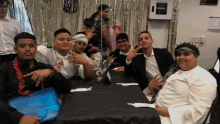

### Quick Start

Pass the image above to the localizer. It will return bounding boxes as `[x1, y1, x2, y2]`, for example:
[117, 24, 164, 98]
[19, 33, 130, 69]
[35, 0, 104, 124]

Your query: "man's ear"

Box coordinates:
[14, 46, 17, 54]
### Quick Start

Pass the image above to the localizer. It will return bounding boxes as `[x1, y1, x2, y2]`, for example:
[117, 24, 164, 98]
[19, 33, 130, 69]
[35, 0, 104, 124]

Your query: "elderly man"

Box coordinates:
[147, 43, 217, 124]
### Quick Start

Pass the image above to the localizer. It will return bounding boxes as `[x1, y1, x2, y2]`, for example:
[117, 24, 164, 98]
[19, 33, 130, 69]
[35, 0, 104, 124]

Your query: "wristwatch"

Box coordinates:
[49, 69, 54, 78]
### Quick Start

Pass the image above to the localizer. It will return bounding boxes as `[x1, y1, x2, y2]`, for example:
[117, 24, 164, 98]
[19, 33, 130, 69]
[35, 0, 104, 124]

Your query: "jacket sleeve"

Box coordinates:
[43, 64, 72, 94]
[0, 64, 24, 124]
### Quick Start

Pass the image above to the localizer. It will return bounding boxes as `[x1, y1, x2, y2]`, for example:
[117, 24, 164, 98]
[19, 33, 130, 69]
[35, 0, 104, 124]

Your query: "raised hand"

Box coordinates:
[23, 69, 51, 87]
[126, 44, 142, 62]
[88, 44, 99, 52]
[68, 51, 88, 65]
[106, 55, 117, 63]
[19, 115, 41, 124]
[148, 74, 164, 94]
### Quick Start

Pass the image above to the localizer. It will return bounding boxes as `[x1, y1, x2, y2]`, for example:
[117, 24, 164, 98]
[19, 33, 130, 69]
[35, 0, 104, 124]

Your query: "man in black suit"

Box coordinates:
[125, 31, 174, 91]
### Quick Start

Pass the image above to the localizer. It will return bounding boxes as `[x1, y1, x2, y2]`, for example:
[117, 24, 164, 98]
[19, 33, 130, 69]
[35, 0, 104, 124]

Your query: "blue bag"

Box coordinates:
[8, 87, 60, 123]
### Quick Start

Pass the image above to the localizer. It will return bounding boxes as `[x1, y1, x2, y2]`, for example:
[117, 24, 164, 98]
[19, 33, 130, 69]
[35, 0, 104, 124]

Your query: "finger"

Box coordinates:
[113, 57, 117, 60]
[136, 53, 142, 56]
[133, 43, 137, 49]
[158, 82, 165, 86]
[88, 48, 92, 52]
[107, 55, 110, 58]
[34, 116, 41, 120]
[36, 77, 43, 86]
[155, 105, 159, 108]
[23, 72, 34, 77]
[156, 76, 163, 81]
[31, 73, 38, 81]
[153, 74, 159, 80]
[110, 55, 114, 58]
[135, 46, 142, 51]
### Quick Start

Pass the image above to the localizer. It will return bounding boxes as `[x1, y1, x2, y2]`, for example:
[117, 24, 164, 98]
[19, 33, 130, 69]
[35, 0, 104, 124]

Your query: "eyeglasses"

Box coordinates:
[116, 40, 127, 45]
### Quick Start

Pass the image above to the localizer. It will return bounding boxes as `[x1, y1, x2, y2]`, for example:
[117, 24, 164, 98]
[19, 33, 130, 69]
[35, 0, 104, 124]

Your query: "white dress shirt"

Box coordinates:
[155, 66, 217, 124]
[119, 45, 133, 56]
[35, 45, 84, 79]
[0, 16, 24, 55]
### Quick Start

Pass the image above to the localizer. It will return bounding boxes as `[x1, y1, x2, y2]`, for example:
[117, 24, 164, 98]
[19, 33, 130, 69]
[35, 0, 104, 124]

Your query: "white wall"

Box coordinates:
[148, 20, 169, 48]
[176, 0, 220, 70]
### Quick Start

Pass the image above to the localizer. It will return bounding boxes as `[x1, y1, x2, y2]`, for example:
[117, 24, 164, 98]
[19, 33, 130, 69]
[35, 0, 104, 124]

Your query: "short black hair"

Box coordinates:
[14, 32, 36, 45]
[0, 0, 9, 6]
[174, 42, 200, 57]
[83, 18, 94, 27]
[98, 4, 109, 11]
[76, 32, 87, 36]
[138, 31, 152, 39]
[54, 28, 71, 38]
[116, 33, 129, 41]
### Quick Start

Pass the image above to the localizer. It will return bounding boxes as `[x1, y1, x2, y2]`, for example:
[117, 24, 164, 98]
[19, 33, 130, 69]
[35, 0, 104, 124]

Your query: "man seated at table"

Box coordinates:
[35, 28, 94, 79]
[75, 32, 102, 69]
[107, 33, 133, 72]
[148, 43, 217, 124]
[124, 31, 174, 92]
[0, 32, 72, 124]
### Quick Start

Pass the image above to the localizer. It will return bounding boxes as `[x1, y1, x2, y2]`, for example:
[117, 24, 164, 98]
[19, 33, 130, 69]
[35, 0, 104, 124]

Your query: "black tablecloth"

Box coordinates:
[52, 69, 161, 124]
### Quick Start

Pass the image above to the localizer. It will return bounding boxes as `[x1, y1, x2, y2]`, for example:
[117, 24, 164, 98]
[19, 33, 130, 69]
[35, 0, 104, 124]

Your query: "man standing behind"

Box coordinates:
[0, 32, 72, 124]
[35, 28, 93, 79]
[0, 0, 24, 64]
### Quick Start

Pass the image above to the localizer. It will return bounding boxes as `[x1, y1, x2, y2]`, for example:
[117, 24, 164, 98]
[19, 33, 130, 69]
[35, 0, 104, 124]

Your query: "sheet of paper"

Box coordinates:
[116, 83, 138, 86]
[127, 103, 155, 108]
[107, 71, 111, 81]
[70, 87, 92, 92]
[112, 67, 119, 71]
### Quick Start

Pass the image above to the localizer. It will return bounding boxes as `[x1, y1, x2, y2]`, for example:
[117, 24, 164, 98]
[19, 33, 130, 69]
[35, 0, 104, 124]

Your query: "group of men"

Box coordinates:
[0, 0, 218, 124]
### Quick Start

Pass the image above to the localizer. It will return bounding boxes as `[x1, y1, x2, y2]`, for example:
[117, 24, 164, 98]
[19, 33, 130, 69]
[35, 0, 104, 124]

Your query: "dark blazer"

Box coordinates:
[124, 48, 174, 90]
[109, 49, 127, 66]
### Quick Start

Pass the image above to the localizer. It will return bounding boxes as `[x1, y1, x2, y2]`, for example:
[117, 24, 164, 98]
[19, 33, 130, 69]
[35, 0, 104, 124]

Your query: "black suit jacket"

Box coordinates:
[109, 49, 127, 66]
[124, 48, 174, 90]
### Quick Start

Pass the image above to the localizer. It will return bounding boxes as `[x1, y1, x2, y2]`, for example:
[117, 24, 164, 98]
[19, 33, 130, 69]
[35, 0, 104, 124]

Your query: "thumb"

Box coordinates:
[34, 116, 41, 120]
[155, 105, 159, 108]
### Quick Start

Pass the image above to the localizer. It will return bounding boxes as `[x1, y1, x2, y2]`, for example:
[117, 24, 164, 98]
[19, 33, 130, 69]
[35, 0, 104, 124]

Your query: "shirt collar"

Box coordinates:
[55, 49, 70, 59]
[143, 48, 154, 59]
[17, 57, 38, 68]
[1, 15, 10, 21]
[119, 45, 133, 56]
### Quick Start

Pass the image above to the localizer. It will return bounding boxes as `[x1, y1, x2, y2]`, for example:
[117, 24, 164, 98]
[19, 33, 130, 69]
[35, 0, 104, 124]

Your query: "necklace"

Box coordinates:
[12, 57, 44, 96]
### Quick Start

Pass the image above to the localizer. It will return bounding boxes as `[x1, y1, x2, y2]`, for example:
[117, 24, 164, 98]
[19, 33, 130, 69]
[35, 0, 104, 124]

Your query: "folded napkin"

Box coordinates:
[127, 103, 155, 108]
[70, 87, 92, 92]
[116, 83, 139, 86]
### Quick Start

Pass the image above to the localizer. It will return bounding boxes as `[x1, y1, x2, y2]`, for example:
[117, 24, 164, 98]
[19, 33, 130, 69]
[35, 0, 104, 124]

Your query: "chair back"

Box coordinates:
[202, 93, 218, 124]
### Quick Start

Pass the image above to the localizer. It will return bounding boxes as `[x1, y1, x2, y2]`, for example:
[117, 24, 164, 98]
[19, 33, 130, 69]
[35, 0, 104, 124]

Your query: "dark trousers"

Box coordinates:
[0, 54, 17, 64]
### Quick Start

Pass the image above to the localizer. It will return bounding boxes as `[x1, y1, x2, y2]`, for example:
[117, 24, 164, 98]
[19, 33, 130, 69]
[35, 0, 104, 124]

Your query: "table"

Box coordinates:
[52, 69, 161, 124]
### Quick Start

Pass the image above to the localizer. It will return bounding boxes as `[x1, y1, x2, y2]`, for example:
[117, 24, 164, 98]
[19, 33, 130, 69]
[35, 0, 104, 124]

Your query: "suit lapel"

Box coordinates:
[153, 48, 163, 75]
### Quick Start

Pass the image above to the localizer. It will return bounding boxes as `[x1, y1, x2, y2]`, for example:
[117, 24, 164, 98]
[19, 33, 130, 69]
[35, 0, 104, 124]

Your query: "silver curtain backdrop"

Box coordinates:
[22, 0, 150, 46]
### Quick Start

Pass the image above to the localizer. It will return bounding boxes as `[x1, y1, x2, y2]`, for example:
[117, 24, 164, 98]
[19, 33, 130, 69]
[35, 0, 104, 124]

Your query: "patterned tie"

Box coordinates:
[150, 63, 179, 103]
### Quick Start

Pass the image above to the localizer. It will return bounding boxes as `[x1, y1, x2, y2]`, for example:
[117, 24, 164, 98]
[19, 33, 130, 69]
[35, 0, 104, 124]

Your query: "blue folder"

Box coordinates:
[8, 87, 60, 123]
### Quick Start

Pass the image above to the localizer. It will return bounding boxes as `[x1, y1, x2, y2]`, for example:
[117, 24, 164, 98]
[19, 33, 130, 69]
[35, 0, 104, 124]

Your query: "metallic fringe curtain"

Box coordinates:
[167, 0, 180, 56]
[22, 0, 150, 46]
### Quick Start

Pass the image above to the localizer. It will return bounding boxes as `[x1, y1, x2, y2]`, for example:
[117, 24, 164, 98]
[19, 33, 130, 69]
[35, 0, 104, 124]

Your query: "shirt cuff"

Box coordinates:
[125, 58, 132, 65]
[143, 87, 153, 100]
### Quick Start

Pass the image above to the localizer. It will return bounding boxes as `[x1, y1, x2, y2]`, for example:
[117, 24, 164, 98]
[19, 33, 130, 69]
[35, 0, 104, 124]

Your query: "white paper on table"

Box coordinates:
[70, 87, 92, 92]
[116, 83, 138, 86]
[127, 103, 155, 108]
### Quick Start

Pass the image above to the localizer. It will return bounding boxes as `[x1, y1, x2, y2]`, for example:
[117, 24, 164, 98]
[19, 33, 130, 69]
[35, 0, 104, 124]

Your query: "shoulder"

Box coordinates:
[110, 49, 120, 55]
[37, 45, 50, 56]
[188, 66, 217, 86]
[153, 48, 169, 53]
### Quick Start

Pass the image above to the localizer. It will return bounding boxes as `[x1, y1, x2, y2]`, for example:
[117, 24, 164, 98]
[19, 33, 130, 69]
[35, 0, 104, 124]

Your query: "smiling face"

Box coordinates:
[14, 38, 37, 60]
[138, 33, 153, 49]
[0, 1, 8, 19]
[176, 51, 197, 71]
[73, 41, 86, 53]
[116, 39, 130, 53]
[54, 33, 72, 53]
